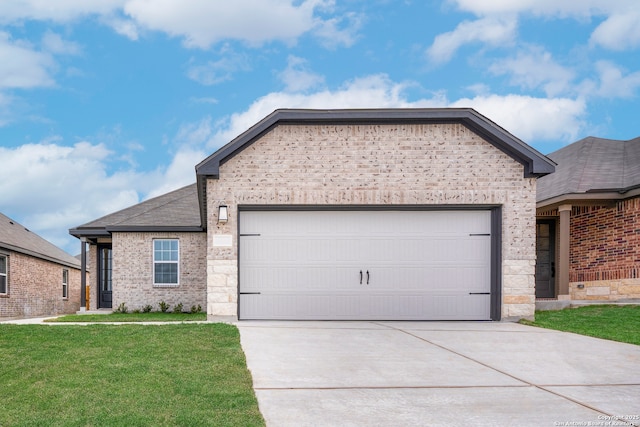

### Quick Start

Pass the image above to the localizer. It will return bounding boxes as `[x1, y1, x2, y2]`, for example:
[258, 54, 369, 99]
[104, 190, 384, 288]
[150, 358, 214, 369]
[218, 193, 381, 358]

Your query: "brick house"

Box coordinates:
[71, 108, 555, 320]
[536, 136, 640, 302]
[1, 212, 82, 318]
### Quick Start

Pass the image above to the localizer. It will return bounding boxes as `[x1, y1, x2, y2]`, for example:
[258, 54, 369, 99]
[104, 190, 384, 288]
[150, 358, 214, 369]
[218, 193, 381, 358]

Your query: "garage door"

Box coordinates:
[239, 210, 494, 320]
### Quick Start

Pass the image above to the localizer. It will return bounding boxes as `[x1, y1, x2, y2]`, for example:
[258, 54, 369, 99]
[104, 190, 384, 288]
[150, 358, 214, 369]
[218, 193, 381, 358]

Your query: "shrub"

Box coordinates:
[142, 304, 153, 313]
[158, 301, 170, 313]
[173, 303, 184, 314]
[113, 302, 128, 314]
[190, 304, 203, 314]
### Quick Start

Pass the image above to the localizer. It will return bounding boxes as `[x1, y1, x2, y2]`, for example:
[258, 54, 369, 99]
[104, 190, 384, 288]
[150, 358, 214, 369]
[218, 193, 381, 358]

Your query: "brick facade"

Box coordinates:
[206, 123, 538, 320]
[0, 251, 81, 318]
[109, 231, 207, 311]
[568, 198, 640, 300]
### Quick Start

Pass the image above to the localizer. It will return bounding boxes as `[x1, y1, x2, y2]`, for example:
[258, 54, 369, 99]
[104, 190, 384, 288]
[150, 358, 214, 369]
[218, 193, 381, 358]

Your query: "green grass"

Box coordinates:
[520, 305, 640, 346]
[46, 312, 207, 322]
[0, 324, 265, 427]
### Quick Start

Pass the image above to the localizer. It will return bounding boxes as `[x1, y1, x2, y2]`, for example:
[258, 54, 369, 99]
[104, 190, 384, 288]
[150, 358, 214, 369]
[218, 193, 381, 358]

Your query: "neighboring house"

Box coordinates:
[70, 108, 555, 321]
[536, 136, 640, 302]
[0, 212, 82, 318]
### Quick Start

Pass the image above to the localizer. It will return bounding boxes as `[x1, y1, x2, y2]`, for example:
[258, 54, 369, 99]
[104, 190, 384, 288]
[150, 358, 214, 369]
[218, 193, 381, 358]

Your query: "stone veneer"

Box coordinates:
[206, 123, 538, 320]
[0, 251, 82, 318]
[110, 232, 207, 312]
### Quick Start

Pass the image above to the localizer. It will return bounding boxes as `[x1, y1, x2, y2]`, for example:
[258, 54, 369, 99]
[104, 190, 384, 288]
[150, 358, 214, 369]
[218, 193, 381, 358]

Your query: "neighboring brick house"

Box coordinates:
[536, 136, 640, 302]
[71, 108, 555, 320]
[0, 212, 82, 318]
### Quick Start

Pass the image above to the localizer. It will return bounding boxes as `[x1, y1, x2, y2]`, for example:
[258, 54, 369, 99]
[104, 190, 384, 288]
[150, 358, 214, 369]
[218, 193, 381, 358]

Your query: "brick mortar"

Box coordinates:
[111, 232, 207, 312]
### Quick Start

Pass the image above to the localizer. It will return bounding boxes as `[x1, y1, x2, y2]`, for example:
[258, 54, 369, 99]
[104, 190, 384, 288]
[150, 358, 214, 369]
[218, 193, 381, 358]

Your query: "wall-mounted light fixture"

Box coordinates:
[218, 205, 228, 224]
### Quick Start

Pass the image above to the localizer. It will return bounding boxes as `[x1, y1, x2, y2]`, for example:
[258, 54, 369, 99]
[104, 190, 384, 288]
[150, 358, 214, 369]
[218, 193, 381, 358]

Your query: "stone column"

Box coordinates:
[558, 204, 571, 299]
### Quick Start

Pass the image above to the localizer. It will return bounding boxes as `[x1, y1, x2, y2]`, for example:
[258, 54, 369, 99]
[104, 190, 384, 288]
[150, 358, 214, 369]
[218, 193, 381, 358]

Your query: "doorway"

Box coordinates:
[535, 220, 556, 298]
[98, 245, 112, 309]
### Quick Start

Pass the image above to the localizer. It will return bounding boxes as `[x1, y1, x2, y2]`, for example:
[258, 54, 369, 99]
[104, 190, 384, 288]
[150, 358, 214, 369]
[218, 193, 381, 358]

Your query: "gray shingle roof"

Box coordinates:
[0, 212, 81, 269]
[537, 136, 640, 203]
[70, 183, 201, 237]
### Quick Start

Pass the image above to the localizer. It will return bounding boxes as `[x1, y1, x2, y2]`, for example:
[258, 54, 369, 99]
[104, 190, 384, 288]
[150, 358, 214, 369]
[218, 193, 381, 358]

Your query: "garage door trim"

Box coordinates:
[237, 205, 502, 321]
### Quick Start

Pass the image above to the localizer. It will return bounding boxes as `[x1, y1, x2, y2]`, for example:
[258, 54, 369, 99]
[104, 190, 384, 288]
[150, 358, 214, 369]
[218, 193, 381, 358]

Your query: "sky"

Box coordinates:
[1, 0, 639, 255]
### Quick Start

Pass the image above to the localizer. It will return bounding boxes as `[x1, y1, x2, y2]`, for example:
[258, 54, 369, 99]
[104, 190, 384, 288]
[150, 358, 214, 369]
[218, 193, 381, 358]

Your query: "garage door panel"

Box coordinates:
[239, 210, 494, 320]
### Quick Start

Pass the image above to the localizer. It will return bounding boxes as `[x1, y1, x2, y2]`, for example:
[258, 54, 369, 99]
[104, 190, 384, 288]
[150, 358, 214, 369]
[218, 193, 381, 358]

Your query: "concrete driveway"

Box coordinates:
[238, 321, 640, 427]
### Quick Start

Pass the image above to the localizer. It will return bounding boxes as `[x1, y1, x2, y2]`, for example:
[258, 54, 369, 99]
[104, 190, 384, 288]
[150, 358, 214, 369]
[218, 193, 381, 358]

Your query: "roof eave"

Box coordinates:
[536, 186, 640, 210]
[0, 242, 81, 269]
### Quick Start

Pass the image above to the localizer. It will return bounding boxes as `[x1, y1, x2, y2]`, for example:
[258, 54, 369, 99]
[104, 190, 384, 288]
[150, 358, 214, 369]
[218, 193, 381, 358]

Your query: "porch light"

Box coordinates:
[218, 205, 229, 224]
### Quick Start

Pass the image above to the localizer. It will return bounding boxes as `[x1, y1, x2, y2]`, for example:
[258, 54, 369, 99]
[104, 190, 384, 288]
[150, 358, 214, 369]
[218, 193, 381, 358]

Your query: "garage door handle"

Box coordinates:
[360, 270, 363, 284]
[366, 270, 370, 285]
[469, 292, 490, 295]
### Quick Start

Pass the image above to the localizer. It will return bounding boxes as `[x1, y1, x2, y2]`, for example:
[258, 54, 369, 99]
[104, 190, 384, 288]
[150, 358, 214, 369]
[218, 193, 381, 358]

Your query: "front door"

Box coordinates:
[98, 245, 112, 309]
[535, 220, 556, 298]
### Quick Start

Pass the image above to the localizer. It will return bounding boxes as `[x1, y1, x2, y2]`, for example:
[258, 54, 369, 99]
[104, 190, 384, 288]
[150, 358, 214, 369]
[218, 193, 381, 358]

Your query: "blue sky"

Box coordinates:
[1, 0, 639, 254]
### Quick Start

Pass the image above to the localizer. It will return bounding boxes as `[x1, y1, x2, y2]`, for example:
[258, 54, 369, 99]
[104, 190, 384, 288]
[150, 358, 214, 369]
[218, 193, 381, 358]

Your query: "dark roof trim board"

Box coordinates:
[69, 225, 204, 238]
[195, 108, 555, 227]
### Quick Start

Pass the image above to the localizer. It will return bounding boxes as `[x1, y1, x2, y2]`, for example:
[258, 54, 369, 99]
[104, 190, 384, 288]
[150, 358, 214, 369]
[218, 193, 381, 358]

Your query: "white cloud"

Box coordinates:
[590, 10, 640, 50]
[278, 56, 325, 92]
[186, 52, 250, 86]
[426, 16, 517, 64]
[313, 11, 363, 49]
[207, 73, 584, 150]
[0, 0, 126, 23]
[0, 32, 55, 89]
[489, 45, 575, 97]
[41, 31, 81, 55]
[123, 0, 333, 49]
[450, 94, 586, 142]
[0, 140, 159, 252]
[449, 0, 627, 18]
[592, 61, 640, 98]
[103, 16, 140, 40]
[448, 0, 640, 52]
[208, 74, 426, 148]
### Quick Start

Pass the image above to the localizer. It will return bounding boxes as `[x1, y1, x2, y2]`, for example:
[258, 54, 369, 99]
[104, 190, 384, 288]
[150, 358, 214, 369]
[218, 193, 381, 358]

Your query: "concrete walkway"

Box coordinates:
[238, 321, 640, 427]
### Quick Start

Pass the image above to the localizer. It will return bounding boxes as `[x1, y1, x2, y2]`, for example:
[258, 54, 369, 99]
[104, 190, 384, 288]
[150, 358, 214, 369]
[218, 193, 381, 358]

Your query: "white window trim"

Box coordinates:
[0, 254, 7, 296]
[62, 268, 69, 299]
[153, 239, 180, 287]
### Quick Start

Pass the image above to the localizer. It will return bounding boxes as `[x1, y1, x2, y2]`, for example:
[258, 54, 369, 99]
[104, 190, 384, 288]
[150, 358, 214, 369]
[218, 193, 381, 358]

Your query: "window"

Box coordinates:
[153, 239, 179, 285]
[0, 255, 7, 295]
[62, 269, 69, 299]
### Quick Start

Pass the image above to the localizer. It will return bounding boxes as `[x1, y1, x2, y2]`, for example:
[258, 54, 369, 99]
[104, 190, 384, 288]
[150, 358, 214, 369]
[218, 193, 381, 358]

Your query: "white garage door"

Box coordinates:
[239, 210, 493, 320]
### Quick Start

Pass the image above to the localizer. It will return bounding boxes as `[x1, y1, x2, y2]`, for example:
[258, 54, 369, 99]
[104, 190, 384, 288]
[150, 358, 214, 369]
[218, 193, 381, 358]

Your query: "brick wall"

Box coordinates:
[111, 231, 207, 312]
[568, 197, 640, 300]
[206, 122, 538, 320]
[0, 251, 81, 318]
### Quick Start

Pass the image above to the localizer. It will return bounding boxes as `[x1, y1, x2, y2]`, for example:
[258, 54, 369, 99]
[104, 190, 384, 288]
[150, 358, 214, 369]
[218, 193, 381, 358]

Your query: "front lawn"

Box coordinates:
[520, 305, 640, 346]
[0, 324, 265, 427]
[46, 312, 207, 322]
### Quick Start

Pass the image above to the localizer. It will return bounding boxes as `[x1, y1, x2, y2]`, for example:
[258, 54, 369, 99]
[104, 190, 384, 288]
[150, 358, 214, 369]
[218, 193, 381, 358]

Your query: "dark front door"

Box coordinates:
[98, 245, 112, 309]
[535, 220, 556, 298]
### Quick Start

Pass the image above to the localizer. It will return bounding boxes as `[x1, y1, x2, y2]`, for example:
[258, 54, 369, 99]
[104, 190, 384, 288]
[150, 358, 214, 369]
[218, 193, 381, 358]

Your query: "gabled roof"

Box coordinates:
[69, 183, 202, 239]
[537, 136, 640, 207]
[196, 108, 556, 226]
[0, 212, 80, 269]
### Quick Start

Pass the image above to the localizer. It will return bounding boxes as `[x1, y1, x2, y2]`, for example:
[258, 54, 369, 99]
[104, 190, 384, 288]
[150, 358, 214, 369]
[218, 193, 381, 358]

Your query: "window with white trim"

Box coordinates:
[0, 254, 7, 295]
[153, 239, 179, 285]
[62, 268, 69, 299]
